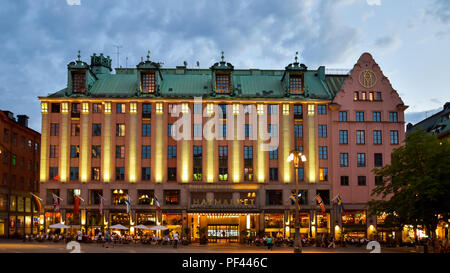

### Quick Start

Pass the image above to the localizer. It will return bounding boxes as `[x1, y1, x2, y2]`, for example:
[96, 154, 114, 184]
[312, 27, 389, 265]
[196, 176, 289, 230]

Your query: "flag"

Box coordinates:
[54, 174, 59, 181]
[154, 195, 161, 213]
[52, 193, 60, 212]
[31, 194, 42, 213]
[125, 195, 131, 214]
[99, 194, 103, 215]
[336, 195, 344, 214]
[289, 194, 296, 203]
[74, 195, 80, 215]
[315, 194, 325, 212]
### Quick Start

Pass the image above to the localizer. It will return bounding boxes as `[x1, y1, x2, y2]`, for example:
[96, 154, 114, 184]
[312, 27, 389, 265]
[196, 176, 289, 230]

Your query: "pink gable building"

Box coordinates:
[329, 53, 408, 240]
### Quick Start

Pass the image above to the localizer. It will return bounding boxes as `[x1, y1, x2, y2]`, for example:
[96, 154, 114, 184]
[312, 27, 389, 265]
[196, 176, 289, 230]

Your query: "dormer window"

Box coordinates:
[141, 73, 156, 93]
[72, 72, 86, 93]
[289, 74, 304, 94]
[216, 73, 231, 94]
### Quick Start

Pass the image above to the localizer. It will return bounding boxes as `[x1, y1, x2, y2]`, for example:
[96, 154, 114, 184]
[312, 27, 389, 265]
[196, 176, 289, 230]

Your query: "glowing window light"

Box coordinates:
[61, 102, 69, 113]
[130, 102, 137, 113]
[181, 103, 189, 114]
[207, 103, 214, 116]
[308, 104, 315, 116]
[82, 102, 89, 114]
[41, 102, 48, 113]
[233, 104, 240, 115]
[283, 104, 289, 115]
[257, 104, 264, 115]
[156, 102, 163, 114]
[104, 102, 111, 114]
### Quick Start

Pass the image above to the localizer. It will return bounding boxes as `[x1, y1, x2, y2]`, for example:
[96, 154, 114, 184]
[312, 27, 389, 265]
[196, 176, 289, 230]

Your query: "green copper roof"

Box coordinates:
[407, 103, 450, 138]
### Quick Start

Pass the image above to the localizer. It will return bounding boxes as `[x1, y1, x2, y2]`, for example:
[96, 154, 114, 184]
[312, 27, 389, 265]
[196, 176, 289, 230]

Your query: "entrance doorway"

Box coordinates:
[208, 224, 239, 243]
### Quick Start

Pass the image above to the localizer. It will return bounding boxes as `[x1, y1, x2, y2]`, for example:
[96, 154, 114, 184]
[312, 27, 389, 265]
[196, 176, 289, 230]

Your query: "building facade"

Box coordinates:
[38, 52, 406, 242]
[0, 111, 40, 237]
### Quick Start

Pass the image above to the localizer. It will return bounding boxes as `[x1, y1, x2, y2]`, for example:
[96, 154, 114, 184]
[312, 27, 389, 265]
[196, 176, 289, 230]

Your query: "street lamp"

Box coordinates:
[287, 150, 307, 253]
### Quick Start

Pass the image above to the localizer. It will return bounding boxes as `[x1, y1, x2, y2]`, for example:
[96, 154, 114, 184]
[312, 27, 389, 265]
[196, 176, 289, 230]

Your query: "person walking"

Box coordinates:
[173, 231, 179, 248]
[328, 237, 336, 248]
[267, 236, 273, 250]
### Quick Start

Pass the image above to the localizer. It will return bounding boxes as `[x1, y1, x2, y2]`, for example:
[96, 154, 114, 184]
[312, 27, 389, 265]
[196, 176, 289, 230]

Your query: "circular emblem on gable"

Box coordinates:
[359, 69, 377, 89]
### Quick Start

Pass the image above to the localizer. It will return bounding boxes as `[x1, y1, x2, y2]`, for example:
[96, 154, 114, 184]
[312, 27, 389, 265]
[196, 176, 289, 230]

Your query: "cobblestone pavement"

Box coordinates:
[0, 239, 422, 253]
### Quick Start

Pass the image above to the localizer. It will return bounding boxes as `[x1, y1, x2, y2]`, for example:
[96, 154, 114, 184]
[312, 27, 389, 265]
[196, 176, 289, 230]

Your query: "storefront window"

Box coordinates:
[342, 211, 366, 225]
[164, 190, 180, 205]
[87, 211, 103, 226]
[17, 196, 25, 212]
[10, 195, 17, 211]
[377, 213, 387, 225]
[137, 190, 154, 205]
[316, 213, 329, 228]
[112, 189, 128, 205]
[46, 189, 59, 205]
[163, 213, 182, 233]
[266, 190, 283, 205]
[289, 213, 310, 229]
[25, 216, 32, 234]
[264, 213, 284, 228]
[0, 194, 7, 211]
[89, 189, 102, 205]
[66, 212, 81, 225]
[25, 197, 31, 213]
[110, 213, 130, 226]
[44, 212, 61, 227]
[136, 212, 156, 226]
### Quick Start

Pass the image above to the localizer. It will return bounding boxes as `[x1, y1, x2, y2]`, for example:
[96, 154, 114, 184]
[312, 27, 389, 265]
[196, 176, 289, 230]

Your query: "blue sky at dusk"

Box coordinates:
[0, 0, 448, 131]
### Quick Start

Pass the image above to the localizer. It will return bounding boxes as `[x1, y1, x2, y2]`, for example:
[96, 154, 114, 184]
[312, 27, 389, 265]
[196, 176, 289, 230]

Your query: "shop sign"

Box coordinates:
[192, 198, 255, 207]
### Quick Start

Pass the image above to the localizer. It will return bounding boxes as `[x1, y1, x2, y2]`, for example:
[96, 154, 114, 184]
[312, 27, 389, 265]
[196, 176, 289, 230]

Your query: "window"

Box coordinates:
[111, 189, 128, 205]
[92, 145, 101, 158]
[92, 124, 101, 136]
[356, 130, 365, 144]
[244, 124, 252, 138]
[356, 112, 365, 122]
[293, 104, 303, 119]
[142, 73, 156, 93]
[374, 153, 383, 167]
[164, 190, 180, 205]
[219, 168, 228, 181]
[50, 123, 59, 136]
[115, 146, 125, 159]
[70, 167, 79, 181]
[142, 124, 151, 137]
[116, 124, 125, 136]
[339, 130, 348, 144]
[376, 92, 382, 101]
[216, 74, 230, 94]
[389, 112, 398, 122]
[168, 124, 176, 137]
[269, 168, 278, 181]
[142, 103, 152, 118]
[142, 168, 151, 181]
[244, 146, 253, 159]
[319, 146, 328, 159]
[88, 190, 102, 205]
[373, 130, 382, 144]
[317, 105, 326, 115]
[339, 111, 347, 122]
[294, 125, 303, 138]
[354, 91, 359, 101]
[70, 123, 80, 136]
[340, 176, 349, 186]
[91, 168, 100, 181]
[373, 112, 381, 122]
[297, 168, 304, 181]
[268, 124, 278, 137]
[361, 92, 367, 101]
[193, 124, 202, 138]
[72, 73, 85, 93]
[319, 168, 328, 181]
[193, 146, 202, 167]
[357, 153, 366, 167]
[193, 168, 202, 181]
[3, 129, 8, 142]
[268, 105, 278, 115]
[289, 74, 303, 94]
[115, 167, 125, 181]
[390, 130, 399, 144]
[219, 124, 227, 138]
[375, 176, 383, 186]
[266, 190, 283, 205]
[92, 103, 102, 113]
[168, 146, 177, 159]
[116, 103, 126, 113]
[244, 166, 253, 181]
[142, 146, 151, 159]
[137, 190, 154, 205]
[269, 147, 278, 159]
[318, 125, 327, 138]
[49, 167, 59, 181]
[316, 190, 330, 205]
[51, 103, 60, 113]
[49, 145, 58, 158]
[358, 176, 366, 186]
[369, 92, 374, 101]
[70, 145, 79, 158]
[340, 153, 349, 167]
[168, 168, 177, 181]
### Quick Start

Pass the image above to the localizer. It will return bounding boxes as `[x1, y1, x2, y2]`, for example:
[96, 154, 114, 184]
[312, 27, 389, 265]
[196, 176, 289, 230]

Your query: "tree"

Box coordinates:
[367, 130, 450, 240]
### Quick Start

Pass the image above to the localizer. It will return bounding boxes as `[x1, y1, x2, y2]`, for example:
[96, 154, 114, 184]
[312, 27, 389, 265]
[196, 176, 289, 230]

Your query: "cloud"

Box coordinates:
[428, 0, 450, 23]
[66, 0, 81, 5]
[362, 10, 375, 22]
[366, 0, 381, 6]
[405, 107, 442, 125]
[374, 34, 402, 52]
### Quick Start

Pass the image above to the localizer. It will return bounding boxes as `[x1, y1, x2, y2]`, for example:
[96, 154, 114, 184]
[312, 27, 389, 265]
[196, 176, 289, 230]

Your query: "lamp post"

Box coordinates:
[287, 150, 307, 253]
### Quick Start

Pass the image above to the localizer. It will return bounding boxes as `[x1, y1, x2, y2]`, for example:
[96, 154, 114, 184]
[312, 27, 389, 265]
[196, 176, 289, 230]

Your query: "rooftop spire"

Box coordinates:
[77, 50, 81, 61]
[295, 51, 299, 63]
[221, 51, 224, 62]
[146, 50, 150, 61]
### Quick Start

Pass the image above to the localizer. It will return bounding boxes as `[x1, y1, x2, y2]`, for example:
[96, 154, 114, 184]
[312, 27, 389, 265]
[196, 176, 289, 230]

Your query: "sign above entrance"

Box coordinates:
[191, 198, 256, 209]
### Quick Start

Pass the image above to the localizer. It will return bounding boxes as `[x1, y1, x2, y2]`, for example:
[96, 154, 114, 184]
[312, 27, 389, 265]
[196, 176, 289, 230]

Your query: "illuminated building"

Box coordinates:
[37, 52, 406, 242]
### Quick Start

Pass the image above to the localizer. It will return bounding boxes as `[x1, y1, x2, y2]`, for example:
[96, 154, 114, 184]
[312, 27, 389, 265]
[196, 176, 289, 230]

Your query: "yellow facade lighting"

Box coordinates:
[61, 102, 69, 113]
[308, 104, 315, 116]
[82, 102, 89, 114]
[156, 102, 163, 114]
[283, 104, 289, 115]
[130, 102, 137, 113]
[233, 104, 240, 115]
[257, 104, 264, 115]
[206, 103, 214, 116]
[181, 103, 189, 114]
[41, 102, 48, 113]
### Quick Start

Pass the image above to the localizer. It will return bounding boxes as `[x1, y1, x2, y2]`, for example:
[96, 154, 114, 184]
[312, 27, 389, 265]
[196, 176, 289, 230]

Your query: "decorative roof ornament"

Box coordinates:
[210, 50, 234, 71]
[285, 50, 307, 72]
[137, 50, 160, 70]
[221, 51, 225, 62]
[294, 51, 299, 63]
[77, 50, 81, 61]
[146, 50, 150, 61]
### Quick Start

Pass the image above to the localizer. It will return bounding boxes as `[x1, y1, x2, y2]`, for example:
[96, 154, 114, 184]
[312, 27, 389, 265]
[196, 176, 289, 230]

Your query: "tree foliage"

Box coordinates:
[367, 130, 450, 237]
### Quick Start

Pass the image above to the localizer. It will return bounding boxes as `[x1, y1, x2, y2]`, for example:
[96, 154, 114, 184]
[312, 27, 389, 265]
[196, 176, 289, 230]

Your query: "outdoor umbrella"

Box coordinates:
[149, 225, 168, 231]
[49, 223, 70, 229]
[109, 224, 128, 230]
[134, 224, 150, 230]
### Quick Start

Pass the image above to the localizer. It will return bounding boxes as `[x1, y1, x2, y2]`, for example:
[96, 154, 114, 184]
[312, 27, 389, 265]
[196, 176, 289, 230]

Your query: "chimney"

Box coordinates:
[3, 111, 15, 121]
[17, 115, 29, 127]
